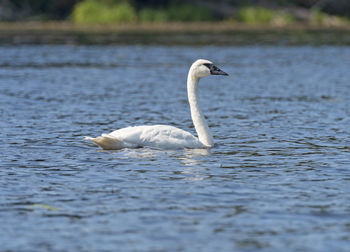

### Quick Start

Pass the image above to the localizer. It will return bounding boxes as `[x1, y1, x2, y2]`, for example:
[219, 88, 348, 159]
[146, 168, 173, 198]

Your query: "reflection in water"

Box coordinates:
[105, 147, 211, 181]
[181, 167, 207, 181]
[181, 148, 210, 166]
[100, 147, 211, 166]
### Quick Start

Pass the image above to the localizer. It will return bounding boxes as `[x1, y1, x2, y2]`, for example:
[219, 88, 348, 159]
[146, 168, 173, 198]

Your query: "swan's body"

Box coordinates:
[86, 125, 202, 150]
[86, 59, 228, 150]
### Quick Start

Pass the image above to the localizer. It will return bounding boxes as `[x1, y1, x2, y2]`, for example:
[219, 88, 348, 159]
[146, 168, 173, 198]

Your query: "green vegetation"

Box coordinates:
[73, 1, 214, 23]
[166, 4, 214, 22]
[70, 1, 346, 26]
[72, 0, 137, 24]
[72, 2, 299, 26]
[236, 6, 295, 25]
[311, 8, 326, 25]
[236, 7, 274, 24]
[310, 8, 349, 26]
[139, 8, 168, 23]
[0, 0, 349, 27]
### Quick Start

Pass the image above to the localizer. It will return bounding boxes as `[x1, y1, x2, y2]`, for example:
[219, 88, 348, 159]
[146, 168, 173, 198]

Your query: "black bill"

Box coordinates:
[204, 63, 229, 76]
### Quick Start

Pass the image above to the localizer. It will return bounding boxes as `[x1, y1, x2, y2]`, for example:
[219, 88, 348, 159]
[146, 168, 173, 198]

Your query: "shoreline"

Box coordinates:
[1, 22, 350, 45]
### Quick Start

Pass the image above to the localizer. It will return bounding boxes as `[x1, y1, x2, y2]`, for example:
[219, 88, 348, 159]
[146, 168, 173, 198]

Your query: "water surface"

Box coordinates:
[1, 45, 350, 251]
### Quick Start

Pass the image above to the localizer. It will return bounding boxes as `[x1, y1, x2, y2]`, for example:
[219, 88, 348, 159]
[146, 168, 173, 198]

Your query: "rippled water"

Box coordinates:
[1, 45, 350, 251]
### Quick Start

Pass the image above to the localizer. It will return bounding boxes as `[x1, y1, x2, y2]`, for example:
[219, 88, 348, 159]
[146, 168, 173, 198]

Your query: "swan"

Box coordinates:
[85, 59, 228, 150]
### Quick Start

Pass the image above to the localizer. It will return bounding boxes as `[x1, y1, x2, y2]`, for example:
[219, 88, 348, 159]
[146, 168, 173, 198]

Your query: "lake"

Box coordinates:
[1, 45, 349, 251]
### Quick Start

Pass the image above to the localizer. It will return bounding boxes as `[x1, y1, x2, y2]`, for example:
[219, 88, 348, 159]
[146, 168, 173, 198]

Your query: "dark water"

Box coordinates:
[1, 45, 350, 251]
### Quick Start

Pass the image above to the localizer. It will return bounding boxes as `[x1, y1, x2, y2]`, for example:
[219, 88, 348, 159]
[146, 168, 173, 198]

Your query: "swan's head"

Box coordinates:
[190, 59, 228, 78]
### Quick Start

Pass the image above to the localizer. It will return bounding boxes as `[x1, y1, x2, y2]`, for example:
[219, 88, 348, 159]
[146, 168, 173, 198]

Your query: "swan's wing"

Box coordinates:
[109, 125, 203, 149]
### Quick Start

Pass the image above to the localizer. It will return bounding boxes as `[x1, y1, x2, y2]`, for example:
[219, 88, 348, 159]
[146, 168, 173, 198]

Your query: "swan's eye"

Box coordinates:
[203, 63, 212, 69]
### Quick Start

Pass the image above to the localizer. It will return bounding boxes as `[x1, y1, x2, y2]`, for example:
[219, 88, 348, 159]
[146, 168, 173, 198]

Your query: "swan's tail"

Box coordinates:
[84, 135, 123, 150]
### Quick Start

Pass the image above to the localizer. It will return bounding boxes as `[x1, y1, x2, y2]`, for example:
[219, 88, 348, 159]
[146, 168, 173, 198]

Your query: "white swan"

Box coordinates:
[85, 59, 228, 150]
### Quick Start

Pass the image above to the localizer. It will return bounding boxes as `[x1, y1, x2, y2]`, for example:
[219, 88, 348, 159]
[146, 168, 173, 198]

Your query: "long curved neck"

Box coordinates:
[187, 71, 213, 147]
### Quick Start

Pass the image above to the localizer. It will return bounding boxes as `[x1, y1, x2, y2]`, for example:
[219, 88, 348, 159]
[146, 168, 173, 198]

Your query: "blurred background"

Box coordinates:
[1, 0, 349, 25]
[1, 0, 350, 45]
